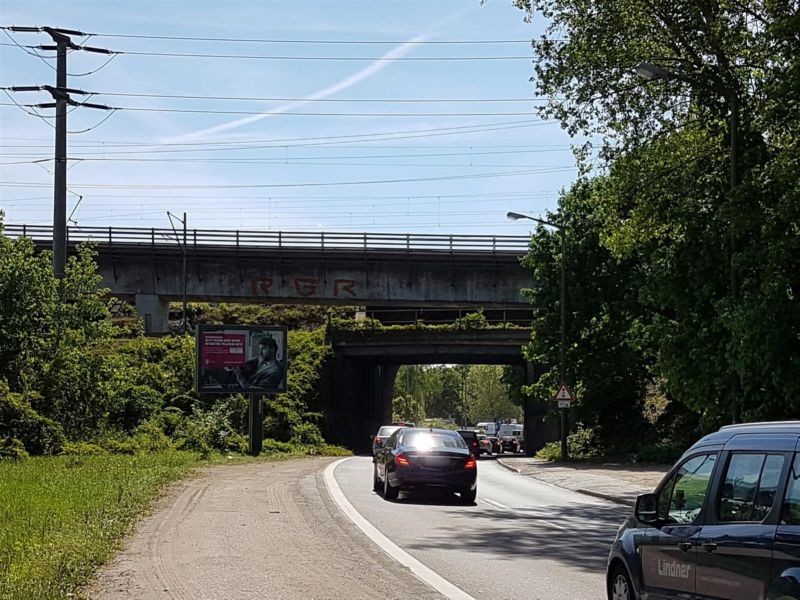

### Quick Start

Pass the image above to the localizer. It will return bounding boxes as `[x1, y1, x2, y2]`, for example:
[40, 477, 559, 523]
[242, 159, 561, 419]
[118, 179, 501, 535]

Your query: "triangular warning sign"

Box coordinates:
[555, 384, 575, 401]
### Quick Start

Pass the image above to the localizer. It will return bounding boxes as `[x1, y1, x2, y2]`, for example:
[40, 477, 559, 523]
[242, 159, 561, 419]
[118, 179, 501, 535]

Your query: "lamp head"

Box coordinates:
[635, 62, 672, 81]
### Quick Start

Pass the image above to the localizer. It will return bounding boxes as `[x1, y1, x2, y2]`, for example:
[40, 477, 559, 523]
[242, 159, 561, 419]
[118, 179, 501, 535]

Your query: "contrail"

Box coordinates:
[170, 34, 428, 142]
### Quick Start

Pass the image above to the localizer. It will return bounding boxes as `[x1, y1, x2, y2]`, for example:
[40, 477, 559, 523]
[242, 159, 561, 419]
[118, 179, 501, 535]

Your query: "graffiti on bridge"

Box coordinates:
[251, 276, 358, 298]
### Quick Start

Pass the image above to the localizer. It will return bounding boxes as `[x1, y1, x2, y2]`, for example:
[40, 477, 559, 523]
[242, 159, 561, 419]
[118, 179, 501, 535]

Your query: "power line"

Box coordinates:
[64, 31, 536, 44]
[0, 118, 548, 148]
[0, 167, 576, 190]
[89, 91, 550, 103]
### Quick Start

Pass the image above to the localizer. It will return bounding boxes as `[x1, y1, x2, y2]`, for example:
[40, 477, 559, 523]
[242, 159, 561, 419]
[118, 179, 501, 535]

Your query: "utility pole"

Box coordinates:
[5, 26, 113, 278]
[167, 212, 190, 333]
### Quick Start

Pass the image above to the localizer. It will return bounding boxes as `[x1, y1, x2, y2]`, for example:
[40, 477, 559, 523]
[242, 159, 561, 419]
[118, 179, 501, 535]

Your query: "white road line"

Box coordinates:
[323, 457, 476, 600]
[481, 498, 510, 510]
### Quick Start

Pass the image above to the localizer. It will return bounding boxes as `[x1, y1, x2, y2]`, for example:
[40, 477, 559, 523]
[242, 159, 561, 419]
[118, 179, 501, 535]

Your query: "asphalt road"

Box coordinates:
[334, 455, 629, 600]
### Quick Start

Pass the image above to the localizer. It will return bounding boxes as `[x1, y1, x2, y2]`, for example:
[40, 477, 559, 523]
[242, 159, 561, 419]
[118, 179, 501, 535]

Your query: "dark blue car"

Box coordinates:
[607, 421, 800, 600]
[372, 427, 477, 504]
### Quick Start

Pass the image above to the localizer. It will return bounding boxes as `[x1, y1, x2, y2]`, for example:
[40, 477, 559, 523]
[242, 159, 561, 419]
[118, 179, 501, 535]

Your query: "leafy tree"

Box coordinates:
[513, 0, 800, 425]
[465, 365, 521, 424]
[392, 394, 425, 425]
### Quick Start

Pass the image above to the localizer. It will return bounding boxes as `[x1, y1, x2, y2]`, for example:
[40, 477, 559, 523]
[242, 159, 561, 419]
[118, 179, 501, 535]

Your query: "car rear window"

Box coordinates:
[377, 426, 399, 437]
[402, 431, 467, 450]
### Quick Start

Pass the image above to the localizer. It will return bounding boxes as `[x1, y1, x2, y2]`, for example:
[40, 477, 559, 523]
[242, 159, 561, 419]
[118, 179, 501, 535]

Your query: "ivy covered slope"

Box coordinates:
[0, 223, 346, 459]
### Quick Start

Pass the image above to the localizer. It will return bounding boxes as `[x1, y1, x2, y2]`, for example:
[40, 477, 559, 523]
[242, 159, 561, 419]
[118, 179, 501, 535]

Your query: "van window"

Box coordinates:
[781, 454, 800, 526]
[658, 453, 717, 524]
[719, 453, 784, 522]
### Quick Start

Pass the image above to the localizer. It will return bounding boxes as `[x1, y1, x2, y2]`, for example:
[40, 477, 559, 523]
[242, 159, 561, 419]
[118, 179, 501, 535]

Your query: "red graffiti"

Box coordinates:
[294, 277, 319, 297]
[334, 279, 357, 298]
[251, 277, 273, 296]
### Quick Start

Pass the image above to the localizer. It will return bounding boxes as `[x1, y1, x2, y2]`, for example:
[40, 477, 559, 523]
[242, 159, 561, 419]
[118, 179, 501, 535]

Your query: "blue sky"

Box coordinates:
[1, 0, 581, 235]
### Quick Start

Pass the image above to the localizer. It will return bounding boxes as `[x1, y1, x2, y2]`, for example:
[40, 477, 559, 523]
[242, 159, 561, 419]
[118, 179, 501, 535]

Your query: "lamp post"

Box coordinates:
[635, 62, 740, 421]
[507, 211, 569, 461]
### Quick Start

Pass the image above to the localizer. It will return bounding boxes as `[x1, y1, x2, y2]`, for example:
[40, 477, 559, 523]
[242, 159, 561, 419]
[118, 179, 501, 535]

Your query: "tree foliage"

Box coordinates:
[513, 0, 800, 439]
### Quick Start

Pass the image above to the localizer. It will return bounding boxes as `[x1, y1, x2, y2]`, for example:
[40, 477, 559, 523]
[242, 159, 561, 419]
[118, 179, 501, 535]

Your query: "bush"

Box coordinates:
[61, 441, 108, 456]
[0, 437, 29, 461]
[0, 383, 65, 455]
[290, 422, 324, 447]
[535, 426, 603, 461]
[108, 385, 163, 431]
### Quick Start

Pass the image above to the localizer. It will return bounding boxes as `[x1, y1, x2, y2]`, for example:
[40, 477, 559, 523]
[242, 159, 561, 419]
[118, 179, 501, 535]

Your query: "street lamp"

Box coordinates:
[507, 211, 569, 461]
[635, 62, 740, 421]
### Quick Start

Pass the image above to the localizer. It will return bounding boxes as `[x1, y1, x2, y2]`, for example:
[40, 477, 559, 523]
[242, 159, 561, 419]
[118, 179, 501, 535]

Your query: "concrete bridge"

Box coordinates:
[322, 328, 556, 453]
[5, 224, 533, 332]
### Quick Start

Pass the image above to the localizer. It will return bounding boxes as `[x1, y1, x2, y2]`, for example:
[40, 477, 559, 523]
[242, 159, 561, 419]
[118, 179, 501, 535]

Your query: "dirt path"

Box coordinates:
[88, 457, 442, 600]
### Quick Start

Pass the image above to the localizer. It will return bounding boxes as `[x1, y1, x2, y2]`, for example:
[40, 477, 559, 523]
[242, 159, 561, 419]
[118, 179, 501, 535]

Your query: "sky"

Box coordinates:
[0, 0, 582, 236]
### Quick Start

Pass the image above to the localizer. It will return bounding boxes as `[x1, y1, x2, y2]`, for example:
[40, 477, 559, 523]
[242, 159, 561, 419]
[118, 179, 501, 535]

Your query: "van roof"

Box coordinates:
[686, 421, 800, 452]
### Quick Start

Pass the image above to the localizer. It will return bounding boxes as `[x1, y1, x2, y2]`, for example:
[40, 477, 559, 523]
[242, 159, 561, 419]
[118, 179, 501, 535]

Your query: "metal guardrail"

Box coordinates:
[3, 223, 530, 254]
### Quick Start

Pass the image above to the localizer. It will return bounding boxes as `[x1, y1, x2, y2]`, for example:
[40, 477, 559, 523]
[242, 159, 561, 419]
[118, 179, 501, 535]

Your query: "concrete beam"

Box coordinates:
[135, 294, 169, 333]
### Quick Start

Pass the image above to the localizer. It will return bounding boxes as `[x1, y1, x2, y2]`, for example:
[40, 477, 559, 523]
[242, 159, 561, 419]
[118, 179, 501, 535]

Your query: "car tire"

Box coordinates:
[383, 468, 399, 500]
[460, 487, 477, 504]
[373, 463, 381, 492]
[608, 564, 634, 600]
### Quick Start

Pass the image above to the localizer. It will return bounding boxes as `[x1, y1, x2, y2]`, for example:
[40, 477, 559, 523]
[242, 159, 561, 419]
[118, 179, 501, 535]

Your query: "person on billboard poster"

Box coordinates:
[232, 334, 285, 390]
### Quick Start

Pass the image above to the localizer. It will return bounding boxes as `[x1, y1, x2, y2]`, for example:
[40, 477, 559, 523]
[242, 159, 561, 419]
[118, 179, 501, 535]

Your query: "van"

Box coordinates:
[606, 421, 800, 600]
[475, 422, 498, 436]
[497, 424, 523, 441]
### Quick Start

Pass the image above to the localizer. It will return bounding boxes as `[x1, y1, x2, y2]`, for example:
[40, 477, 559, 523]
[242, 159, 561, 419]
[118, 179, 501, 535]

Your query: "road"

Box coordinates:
[89, 456, 627, 599]
[333, 455, 628, 600]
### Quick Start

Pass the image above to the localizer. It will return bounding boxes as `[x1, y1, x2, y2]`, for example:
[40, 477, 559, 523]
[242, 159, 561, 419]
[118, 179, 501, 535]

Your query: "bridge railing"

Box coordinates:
[3, 223, 531, 254]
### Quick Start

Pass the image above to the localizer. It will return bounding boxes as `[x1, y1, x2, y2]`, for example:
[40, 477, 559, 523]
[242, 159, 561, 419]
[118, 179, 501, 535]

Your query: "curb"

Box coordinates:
[493, 458, 522, 474]
[575, 488, 635, 507]
[495, 458, 635, 507]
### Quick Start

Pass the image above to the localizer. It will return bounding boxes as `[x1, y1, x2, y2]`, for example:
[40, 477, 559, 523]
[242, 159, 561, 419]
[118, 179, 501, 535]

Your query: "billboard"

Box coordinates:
[196, 325, 288, 395]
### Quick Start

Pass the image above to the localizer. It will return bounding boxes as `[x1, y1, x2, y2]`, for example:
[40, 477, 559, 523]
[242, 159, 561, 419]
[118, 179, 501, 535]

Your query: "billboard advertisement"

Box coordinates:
[196, 325, 288, 395]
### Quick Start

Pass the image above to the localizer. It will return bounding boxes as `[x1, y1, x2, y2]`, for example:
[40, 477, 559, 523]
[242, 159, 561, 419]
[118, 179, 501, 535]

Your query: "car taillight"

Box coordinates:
[464, 456, 477, 469]
[395, 453, 411, 467]
[374, 436, 381, 445]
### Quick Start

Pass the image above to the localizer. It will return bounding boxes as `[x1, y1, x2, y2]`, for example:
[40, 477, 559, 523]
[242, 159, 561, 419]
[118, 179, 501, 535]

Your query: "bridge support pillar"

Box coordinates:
[135, 294, 169, 333]
[523, 361, 557, 456]
[378, 364, 400, 424]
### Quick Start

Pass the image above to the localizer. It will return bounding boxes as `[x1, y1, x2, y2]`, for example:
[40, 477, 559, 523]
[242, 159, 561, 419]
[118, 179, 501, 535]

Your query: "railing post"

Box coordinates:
[363, 233, 367, 251]
[321, 231, 325, 252]
[193, 229, 197, 249]
[22, 224, 26, 238]
[449, 235, 453, 253]
[151, 227, 155, 247]
[492, 235, 496, 253]
[236, 230, 240, 250]
[406, 233, 410, 251]
[108, 226, 112, 246]
[278, 231, 282, 250]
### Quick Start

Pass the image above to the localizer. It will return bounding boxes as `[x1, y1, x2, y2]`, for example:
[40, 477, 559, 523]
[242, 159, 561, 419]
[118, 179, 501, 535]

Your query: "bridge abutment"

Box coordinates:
[135, 294, 169, 333]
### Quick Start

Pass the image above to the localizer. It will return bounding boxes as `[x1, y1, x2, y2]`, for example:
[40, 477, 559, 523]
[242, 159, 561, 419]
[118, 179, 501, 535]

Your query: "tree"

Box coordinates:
[465, 365, 521, 424]
[513, 0, 800, 425]
[392, 394, 425, 425]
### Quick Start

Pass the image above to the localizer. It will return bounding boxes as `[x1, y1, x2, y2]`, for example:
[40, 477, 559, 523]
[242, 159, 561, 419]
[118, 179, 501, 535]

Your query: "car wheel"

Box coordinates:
[383, 468, 399, 500]
[460, 487, 477, 504]
[609, 564, 634, 600]
[373, 463, 381, 492]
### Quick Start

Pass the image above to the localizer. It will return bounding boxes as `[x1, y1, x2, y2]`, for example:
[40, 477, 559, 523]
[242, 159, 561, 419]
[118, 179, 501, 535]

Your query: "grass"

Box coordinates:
[0, 451, 205, 600]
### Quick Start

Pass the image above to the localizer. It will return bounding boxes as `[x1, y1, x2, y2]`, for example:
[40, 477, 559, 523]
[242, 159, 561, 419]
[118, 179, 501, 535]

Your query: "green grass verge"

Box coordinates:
[0, 451, 205, 599]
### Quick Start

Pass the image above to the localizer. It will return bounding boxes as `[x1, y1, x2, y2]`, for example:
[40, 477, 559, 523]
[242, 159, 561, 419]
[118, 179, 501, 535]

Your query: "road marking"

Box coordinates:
[324, 458, 476, 600]
[481, 498, 510, 510]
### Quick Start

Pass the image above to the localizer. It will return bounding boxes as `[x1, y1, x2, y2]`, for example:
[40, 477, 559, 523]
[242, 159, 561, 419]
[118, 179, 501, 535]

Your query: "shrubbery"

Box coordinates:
[0, 224, 347, 460]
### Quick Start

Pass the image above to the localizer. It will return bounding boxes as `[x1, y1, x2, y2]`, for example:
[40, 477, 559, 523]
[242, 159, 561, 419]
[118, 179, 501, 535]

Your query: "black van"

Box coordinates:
[607, 421, 800, 600]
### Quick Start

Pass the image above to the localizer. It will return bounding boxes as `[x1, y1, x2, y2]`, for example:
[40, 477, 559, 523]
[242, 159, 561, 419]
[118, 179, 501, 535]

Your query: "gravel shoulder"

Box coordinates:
[88, 457, 443, 600]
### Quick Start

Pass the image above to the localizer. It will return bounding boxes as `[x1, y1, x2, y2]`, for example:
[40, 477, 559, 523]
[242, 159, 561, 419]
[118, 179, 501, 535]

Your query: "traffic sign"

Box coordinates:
[557, 399, 571, 409]
[555, 383, 575, 402]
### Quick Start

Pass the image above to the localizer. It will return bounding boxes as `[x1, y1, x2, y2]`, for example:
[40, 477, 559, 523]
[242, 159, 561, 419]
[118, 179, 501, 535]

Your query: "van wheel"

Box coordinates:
[609, 564, 633, 600]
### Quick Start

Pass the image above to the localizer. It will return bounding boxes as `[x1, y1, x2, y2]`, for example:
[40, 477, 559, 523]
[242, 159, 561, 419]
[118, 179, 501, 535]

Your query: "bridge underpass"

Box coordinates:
[6, 224, 533, 332]
[321, 328, 558, 454]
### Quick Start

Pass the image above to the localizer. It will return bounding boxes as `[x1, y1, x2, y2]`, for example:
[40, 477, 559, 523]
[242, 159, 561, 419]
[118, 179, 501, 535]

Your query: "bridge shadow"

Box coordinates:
[404, 500, 626, 573]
